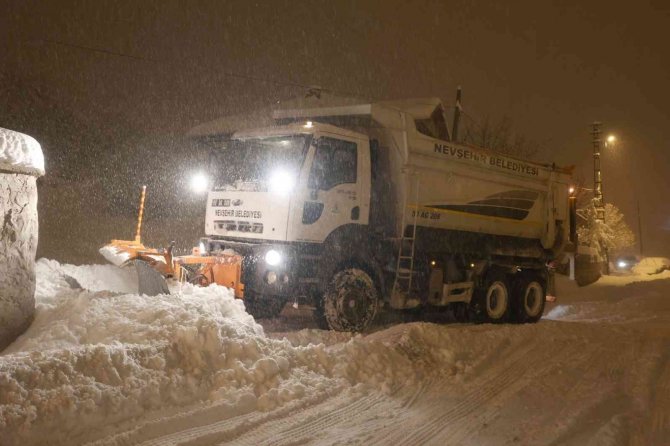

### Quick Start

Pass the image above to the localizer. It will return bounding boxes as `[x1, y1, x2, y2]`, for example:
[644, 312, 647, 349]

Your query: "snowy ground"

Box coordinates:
[1, 260, 669, 445]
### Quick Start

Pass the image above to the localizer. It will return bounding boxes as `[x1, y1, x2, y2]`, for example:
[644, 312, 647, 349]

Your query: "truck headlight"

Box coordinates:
[265, 249, 281, 266]
[268, 169, 295, 195]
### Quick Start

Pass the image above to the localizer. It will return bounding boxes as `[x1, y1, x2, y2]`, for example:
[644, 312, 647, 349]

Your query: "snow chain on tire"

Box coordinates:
[322, 268, 379, 332]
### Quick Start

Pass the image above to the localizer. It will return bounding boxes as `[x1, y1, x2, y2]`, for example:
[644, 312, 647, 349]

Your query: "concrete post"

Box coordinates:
[0, 128, 45, 351]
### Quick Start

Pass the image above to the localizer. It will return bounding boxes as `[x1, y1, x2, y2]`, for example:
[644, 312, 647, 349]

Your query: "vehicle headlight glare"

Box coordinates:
[268, 169, 295, 195]
[265, 249, 281, 266]
[190, 172, 209, 194]
[618, 261, 627, 268]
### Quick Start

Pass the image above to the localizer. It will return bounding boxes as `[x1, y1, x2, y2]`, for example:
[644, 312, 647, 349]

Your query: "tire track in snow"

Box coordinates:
[369, 334, 594, 446]
[231, 392, 389, 446]
[87, 388, 340, 446]
[401, 377, 433, 409]
[431, 341, 600, 445]
[143, 390, 343, 446]
[648, 354, 670, 444]
[367, 336, 548, 445]
[440, 345, 597, 444]
[400, 344, 568, 445]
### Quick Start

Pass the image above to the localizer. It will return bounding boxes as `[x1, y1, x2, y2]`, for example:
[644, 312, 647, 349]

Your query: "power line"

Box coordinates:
[30, 37, 375, 101]
[39, 38, 156, 63]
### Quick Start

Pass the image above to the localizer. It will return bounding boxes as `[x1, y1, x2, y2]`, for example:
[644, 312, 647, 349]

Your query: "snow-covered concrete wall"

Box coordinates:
[0, 128, 44, 351]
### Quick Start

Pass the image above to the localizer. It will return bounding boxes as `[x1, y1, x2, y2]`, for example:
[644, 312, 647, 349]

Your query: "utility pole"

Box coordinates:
[592, 122, 605, 220]
[592, 122, 609, 273]
[452, 86, 462, 142]
[637, 199, 644, 256]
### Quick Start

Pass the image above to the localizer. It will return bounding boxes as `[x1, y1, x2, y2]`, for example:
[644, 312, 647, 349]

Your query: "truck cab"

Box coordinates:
[201, 122, 374, 323]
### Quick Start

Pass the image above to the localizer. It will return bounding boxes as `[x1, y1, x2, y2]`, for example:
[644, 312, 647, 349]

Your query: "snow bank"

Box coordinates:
[631, 257, 670, 275]
[0, 128, 45, 176]
[0, 260, 266, 444]
[546, 272, 670, 322]
[0, 260, 477, 446]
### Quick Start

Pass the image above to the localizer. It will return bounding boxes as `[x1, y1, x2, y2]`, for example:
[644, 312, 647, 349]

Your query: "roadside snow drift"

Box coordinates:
[0, 260, 471, 445]
[0, 127, 44, 351]
[632, 256, 670, 275]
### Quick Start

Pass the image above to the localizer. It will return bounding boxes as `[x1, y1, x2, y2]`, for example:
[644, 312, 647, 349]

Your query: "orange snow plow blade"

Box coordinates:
[174, 253, 245, 298]
[99, 186, 244, 297]
[100, 239, 245, 298]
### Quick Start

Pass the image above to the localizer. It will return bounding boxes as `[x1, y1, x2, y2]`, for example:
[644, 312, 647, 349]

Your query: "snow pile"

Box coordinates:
[0, 127, 45, 176]
[0, 259, 263, 444]
[546, 272, 670, 322]
[631, 257, 670, 275]
[0, 260, 474, 446]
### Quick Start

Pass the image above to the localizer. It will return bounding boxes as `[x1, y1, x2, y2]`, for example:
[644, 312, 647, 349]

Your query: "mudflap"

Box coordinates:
[135, 260, 170, 296]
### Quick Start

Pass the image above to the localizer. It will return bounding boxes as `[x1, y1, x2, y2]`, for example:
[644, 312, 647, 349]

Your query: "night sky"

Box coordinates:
[1, 0, 669, 260]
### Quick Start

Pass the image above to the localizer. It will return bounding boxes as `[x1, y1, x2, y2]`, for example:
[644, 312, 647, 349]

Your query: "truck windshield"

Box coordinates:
[211, 134, 311, 190]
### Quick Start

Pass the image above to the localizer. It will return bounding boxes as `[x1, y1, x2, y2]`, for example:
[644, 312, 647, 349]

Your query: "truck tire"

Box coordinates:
[471, 272, 510, 323]
[243, 293, 287, 319]
[511, 276, 545, 323]
[321, 268, 379, 332]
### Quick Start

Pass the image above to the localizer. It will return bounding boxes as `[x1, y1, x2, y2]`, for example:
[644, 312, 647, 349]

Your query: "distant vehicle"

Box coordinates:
[614, 255, 639, 272]
[632, 257, 670, 275]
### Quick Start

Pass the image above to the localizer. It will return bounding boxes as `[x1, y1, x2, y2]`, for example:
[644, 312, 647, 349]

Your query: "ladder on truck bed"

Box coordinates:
[391, 174, 421, 309]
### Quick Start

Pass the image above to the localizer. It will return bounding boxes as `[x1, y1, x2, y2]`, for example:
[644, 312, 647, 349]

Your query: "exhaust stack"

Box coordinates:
[452, 86, 462, 142]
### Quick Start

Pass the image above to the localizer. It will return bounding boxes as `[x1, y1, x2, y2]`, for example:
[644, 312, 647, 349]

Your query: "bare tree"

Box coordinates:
[460, 114, 542, 160]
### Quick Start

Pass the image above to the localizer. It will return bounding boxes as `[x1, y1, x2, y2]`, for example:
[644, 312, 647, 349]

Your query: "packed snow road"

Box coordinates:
[1, 260, 669, 445]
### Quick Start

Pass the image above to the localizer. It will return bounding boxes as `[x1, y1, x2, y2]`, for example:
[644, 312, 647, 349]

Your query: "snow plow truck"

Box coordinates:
[102, 97, 575, 331]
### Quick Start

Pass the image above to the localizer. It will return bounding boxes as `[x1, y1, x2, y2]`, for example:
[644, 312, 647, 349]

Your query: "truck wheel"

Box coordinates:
[471, 273, 510, 323]
[243, 292, 287, 319]
[511, 276, 545, 323]
[321, 268, 379, 332]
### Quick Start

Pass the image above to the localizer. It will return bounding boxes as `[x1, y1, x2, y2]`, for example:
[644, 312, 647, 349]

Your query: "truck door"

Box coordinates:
[288, 134, 370, 242]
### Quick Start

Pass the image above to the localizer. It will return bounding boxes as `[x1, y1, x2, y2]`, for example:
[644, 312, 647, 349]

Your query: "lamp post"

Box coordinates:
[591, 123, 605, 221]
[591, 123, 617, 273]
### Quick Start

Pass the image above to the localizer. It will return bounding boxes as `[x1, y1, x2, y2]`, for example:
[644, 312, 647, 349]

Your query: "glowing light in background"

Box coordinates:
[190, 172, 209, 194]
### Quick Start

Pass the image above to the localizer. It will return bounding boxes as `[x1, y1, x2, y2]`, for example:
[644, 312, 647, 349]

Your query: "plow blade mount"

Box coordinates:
[135, 260, 170, 296]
